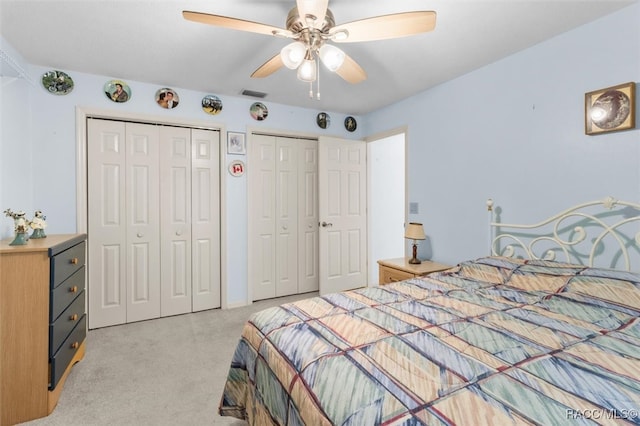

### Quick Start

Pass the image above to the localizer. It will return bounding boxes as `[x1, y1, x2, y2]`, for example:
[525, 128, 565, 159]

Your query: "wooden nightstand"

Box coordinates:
[378, 257, 451, 285]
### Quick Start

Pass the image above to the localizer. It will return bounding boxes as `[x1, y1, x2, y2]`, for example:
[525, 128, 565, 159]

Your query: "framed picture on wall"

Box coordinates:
[227, 132, 246, 155]
[585, 82, 636, 135]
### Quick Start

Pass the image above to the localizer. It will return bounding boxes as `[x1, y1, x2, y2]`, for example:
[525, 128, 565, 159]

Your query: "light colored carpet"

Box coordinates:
[20, 292, 317, 426]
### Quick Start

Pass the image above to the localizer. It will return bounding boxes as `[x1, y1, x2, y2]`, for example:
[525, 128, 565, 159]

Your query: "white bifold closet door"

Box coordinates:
[87, 118, 220, 329]
[249, 134, 319, 301]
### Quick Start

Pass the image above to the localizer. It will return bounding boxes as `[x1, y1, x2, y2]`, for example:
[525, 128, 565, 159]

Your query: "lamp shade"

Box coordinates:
[405, 222, 425, 240]
[280, 42, 306, 69]
[297, 58, 317, 82]
[319, 44, 345, 72]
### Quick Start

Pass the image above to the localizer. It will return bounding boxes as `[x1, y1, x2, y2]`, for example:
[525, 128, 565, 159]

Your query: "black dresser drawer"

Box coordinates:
[51, 241, 86, 289]
[49, 292, 85, 357]
[51, 266, 85, 321]
[50, 314, 86, 390]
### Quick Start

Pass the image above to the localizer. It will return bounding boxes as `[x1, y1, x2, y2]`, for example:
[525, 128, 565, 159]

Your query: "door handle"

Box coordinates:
[321, 221, 333, 228]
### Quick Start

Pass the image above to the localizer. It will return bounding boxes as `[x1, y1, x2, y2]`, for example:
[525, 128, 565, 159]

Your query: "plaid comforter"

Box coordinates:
[219, 257, 640, 425]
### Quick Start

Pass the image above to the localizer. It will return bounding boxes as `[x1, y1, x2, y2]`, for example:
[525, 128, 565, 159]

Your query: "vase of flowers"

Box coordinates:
[4, 208, 30, 245]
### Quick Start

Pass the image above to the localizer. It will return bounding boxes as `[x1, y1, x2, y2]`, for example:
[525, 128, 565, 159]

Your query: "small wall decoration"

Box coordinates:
[228, 160, 245, 177]
[227, 132, 246, 155]
[104, 80, 131, 103]
[585, 82, 636, 135]
[344, 116, 357, 132]
[250, 102, 268, 121]
[156, 88, 180, 109]
[42, 70, 74, 95]
[202, 95, 223, 115]
[316, 112, 330, 129]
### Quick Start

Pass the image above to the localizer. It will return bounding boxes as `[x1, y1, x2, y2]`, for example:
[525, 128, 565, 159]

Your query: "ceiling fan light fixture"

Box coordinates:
[281, 41, 307, 69]
[330, 29, 349, 41]
[297, 58, 317, 82]
[319, 44, 345, 72]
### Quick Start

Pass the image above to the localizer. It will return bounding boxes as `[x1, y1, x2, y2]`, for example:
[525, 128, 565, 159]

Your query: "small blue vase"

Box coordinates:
[9, 232, 29, 246]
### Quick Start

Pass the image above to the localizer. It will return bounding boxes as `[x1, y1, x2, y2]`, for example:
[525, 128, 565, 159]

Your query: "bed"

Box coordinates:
[219, 197, 640, 425]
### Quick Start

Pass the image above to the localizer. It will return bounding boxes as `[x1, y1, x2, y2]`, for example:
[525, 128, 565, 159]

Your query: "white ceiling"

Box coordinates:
[0, 0, 635, 115]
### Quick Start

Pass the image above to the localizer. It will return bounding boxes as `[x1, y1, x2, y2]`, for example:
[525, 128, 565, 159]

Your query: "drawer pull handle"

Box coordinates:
[70, 314, 79, 321]
[71, 342, 79, 349]
[69, 286, 78, 293]
[70, 258, 79, 265]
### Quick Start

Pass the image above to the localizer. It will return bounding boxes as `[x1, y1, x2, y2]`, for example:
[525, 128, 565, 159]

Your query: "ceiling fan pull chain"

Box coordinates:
[316, 60, 321, 100]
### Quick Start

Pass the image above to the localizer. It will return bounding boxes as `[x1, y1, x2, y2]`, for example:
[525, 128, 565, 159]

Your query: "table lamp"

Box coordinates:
[405, 222, 426, 264]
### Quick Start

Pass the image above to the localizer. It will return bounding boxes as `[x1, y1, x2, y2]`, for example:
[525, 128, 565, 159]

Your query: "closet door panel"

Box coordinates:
[125, 123, 160, 323]
[248, 135, 276, 300]
[299, 140, 319, 293]
[275, 138, 298, 297]
[250, 135, 277, 300]
[191, 129, 221, 311]
[88, 119, 127, 328]
[160, 126, 192, 317]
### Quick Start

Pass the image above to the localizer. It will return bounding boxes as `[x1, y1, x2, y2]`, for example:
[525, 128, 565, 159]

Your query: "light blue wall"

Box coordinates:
[364, 3, 640, 266]
[1, 2, 639, 305]
[1, 37, 33, 234]
[0, 37, 361, 306]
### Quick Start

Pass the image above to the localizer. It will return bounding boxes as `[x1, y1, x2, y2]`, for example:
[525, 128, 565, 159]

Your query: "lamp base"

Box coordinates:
[408, 243, 421, 264]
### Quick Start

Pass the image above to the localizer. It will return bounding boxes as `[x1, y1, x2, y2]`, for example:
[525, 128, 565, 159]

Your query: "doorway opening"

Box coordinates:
[367, 131, 406, 284]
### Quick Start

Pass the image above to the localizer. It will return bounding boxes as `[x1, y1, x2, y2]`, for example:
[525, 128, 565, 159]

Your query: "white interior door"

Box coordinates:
[249, 134, 318, 301]
[249, 134, 277, 300]
[275, 137, 299, 297]
[160, 126, 192, 317]
[125, 123, 161, 323]
[88, 119, 220, 327]
[191, 128, 221, 311]
[319, 137, 367, 295]
[88, 119, 127, 328]
[298, 139, 319, 293]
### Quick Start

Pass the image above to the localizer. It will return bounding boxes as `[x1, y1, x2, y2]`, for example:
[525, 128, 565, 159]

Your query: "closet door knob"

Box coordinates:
[176, 231, 182, 236]
[137, 233, 143, 238]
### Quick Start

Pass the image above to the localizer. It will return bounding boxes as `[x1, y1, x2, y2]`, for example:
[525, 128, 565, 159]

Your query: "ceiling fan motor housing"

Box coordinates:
[286, 7, 335, 34]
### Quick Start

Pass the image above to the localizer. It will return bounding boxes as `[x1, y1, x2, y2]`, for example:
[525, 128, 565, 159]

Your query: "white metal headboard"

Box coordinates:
[487, 196, 640, 271]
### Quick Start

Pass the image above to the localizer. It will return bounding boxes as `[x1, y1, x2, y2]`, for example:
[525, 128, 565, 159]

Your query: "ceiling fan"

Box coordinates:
[183, 0, 436, 98]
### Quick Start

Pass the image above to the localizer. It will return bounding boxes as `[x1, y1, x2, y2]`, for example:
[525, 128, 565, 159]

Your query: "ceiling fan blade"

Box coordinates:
[251, 54, 284, 78]
[335, 54, 367, 84]
[331, 11, 436, 43]
[296, 0, 328, 28]
[183, 10, 292, 37]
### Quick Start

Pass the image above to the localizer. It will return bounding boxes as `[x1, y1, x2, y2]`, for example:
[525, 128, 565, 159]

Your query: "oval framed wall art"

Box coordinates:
[104, 80, 131, 103]
[155, 88, 180, 109]
[42, 70, 74, 95]
[202, 95, 223, 115]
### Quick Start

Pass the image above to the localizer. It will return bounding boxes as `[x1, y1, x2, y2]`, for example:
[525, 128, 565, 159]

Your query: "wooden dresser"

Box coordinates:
[0, 234, 87, 425]
[378, 257, 451, 285]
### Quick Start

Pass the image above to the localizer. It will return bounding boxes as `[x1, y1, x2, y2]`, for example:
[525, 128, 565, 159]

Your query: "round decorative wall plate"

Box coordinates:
[228, 160, 245, 177]
[250, 102, 268, 121]
[42, 70, 74, 95]
[202, 95, 223, 115]
[104, 80, 131, 103]
[316, 112, 330, 129]
[155, 88, 180, 109]
[344, 116, 357, 132]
